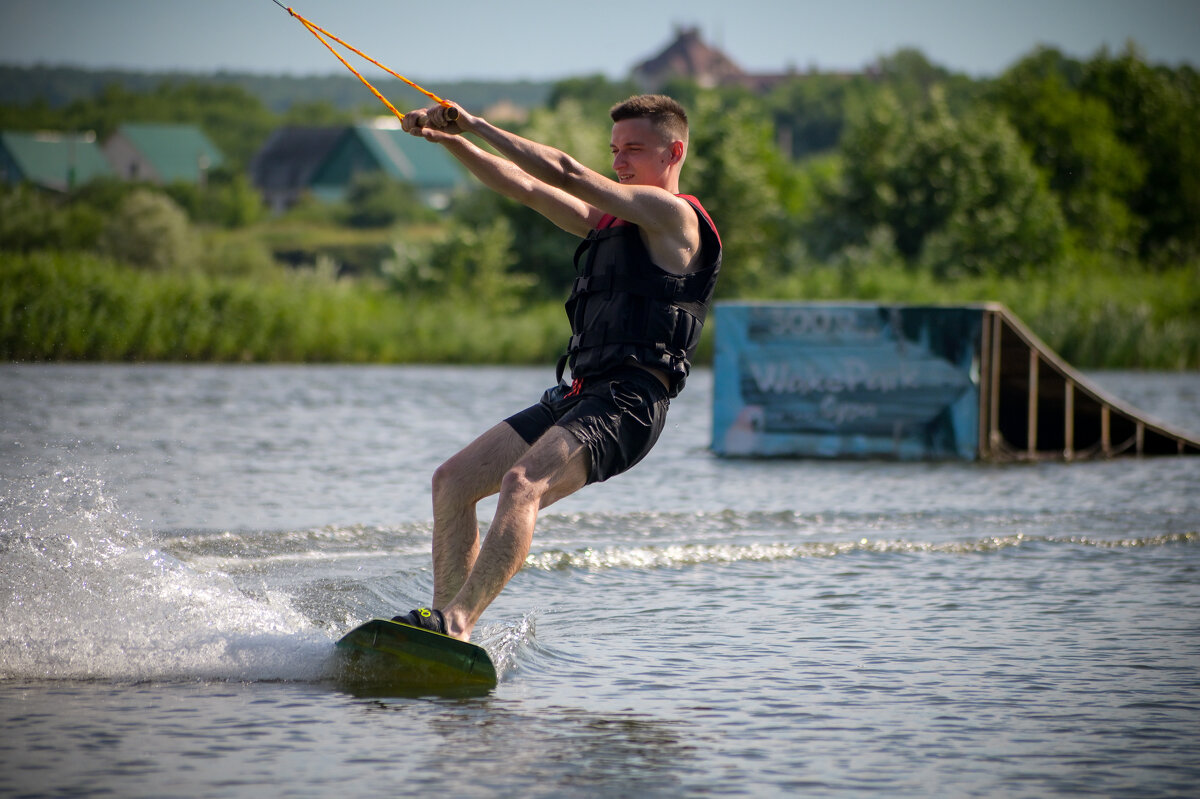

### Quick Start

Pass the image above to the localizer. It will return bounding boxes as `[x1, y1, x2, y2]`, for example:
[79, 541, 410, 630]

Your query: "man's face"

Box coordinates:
[610, 117, 676, 187]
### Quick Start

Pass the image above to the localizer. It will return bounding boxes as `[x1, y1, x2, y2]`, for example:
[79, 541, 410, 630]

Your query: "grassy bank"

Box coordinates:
[1, 251, 565, 364]
[3, 250, 1197, 369]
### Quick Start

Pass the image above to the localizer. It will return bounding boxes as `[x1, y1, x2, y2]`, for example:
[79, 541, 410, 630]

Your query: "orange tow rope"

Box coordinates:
[271, 0, 455, 123]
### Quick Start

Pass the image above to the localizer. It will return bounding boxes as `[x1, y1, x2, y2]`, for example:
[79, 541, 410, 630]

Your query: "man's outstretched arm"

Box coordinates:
[404, 103, 693, 244]
[403, 105, 600, 237]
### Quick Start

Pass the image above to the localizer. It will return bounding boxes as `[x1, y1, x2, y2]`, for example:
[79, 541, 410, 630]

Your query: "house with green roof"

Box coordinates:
[250, 122, 466, 213]
[103, 123, 224, 185]
[0, 131, 113, 191]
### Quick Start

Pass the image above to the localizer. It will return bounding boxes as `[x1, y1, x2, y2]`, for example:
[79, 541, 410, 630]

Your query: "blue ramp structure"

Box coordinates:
[711, 302, 1200, 461]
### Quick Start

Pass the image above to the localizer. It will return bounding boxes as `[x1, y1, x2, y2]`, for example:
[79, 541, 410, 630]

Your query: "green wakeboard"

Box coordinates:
[335, 618, 497, 692]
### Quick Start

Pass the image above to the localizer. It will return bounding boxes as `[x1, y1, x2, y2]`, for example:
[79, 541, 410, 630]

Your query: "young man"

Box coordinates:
[395, 95, 721, 641]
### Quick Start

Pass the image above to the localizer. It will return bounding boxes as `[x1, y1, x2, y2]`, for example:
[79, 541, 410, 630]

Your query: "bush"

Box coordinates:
[0, 184, 65, 251]
[166, 170, 265, 229]
[0, 183, 109, 252]
[99, 189, 195, 270]
[194, 231, 278, 278]
[383, 216, 533, 310]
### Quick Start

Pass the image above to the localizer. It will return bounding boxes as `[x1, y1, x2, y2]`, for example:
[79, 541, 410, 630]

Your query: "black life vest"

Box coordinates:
[562, 195, 721, 397]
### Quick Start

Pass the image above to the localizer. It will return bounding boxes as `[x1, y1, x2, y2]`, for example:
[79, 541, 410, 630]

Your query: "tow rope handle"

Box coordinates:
[269, 0, 459, 124]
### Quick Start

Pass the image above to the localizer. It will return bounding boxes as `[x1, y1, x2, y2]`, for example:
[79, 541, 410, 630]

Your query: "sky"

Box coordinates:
[1, 0, 1197, 83]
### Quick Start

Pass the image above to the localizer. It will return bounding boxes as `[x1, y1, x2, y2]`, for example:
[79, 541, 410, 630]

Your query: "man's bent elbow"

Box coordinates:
[562, 155, 590, 183]
[537, 155, 586, 191]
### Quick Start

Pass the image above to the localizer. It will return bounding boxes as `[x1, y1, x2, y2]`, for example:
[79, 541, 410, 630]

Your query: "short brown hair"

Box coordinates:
[610, 94, 688, 144]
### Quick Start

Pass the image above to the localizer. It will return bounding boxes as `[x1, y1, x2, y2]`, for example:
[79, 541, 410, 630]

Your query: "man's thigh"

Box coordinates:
[438, 421, 532, 503]
[514, 424, 591, 510]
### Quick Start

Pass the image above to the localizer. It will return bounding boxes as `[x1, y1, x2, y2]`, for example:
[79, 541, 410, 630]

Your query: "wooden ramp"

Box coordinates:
[711, 302, 1200, 461]
[979, 305, 1200, 461]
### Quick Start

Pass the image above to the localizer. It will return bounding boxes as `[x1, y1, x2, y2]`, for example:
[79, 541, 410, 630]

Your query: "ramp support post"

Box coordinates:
[1027, 349, 1039, 457]
[1064, 380, 1075, 461]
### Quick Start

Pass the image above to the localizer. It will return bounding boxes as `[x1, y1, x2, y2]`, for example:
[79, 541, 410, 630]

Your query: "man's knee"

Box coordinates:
[498, 465, 542, 507]
[432, 458, 469, 506]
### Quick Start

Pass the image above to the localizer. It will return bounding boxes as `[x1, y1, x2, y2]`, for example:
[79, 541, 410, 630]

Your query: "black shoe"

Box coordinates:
[392, 607, 446, 634]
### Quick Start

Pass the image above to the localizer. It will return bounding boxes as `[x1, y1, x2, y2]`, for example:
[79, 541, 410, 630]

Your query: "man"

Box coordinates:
[395, 95, 721, 641]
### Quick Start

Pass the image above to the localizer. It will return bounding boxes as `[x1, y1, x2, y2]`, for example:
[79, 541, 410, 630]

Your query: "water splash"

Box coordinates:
[474, 610, 581, 681]
[0, 470, 334, 682]
[474, 612, 537, 679]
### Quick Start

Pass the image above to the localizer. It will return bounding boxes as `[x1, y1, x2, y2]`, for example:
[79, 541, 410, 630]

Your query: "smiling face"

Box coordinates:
[610, 117, 684, 189]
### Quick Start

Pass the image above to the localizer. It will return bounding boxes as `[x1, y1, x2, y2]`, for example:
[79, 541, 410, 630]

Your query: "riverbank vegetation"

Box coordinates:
[2, 44, 1197, 368]
[0, 251, 565, 363]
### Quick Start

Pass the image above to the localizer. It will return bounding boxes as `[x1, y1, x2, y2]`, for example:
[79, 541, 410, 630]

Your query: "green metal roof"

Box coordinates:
[0, 131, 113, 191]
[113, 123, 224, 183]
[350, 124, 466, 189]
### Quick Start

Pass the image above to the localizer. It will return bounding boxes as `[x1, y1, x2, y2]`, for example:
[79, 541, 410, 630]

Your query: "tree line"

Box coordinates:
[1, 43, 1197, 365]
[390, 44, 1196, 302]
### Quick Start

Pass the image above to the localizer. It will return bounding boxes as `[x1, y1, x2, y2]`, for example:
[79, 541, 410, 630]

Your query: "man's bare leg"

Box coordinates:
[430, 423, 531, 608]
[441, 425, 590, 640]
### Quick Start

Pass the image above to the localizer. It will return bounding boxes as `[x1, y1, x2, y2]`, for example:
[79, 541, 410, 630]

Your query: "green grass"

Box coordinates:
[3, 249, 1197, 369]
[0, 250, 566, 364]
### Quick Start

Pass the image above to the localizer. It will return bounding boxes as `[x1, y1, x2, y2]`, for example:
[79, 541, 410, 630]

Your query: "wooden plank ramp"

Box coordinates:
[976, 304, 1199, 461]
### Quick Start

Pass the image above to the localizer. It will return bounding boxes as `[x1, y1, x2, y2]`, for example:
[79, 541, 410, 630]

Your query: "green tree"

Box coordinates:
[343, 171, 430, 228]
[766, 72, 869, 158]
[683, 92, 803, 295]
[1082, 45, 1200, 258]
[0, 96, 62, 130]
[69, 175, 139, 213]
[991, 47, 1145, 253]
[548, 75, 640, 117]
[872, 48, 982, 113]
[280, 100, 354, 127]
[165, 168, 265, 228]
[44, 82, 277, 169]
[762, 48, 984, 161]
[452, 100, 612, 297]
[814, 89, 1066, 277]
[208, 171, 265, 228]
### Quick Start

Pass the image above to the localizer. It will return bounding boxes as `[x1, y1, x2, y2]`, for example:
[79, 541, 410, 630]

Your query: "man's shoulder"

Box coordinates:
[676, 194, 720, 242]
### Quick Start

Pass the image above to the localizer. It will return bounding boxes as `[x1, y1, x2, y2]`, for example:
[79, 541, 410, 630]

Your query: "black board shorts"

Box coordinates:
[504, 366, 670, 484]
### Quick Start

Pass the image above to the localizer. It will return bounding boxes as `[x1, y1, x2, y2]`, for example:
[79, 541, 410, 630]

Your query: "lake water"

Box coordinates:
[2, 364, 1198, 798]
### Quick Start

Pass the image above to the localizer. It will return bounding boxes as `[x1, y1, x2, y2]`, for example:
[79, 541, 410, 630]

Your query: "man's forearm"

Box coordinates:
[439, 135, 540, 202]
[466, 117, 585, 191]
[409, 106, 595, 235]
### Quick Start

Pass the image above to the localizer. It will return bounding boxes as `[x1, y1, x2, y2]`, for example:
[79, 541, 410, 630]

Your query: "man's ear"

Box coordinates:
[669, 141, 685, 164]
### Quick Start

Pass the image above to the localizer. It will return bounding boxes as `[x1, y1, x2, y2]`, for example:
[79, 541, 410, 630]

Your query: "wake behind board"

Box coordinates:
[335, 618, 497, 692]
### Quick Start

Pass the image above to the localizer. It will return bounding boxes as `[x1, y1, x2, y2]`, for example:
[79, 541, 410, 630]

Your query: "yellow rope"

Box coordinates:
[283, 5, 452, 122]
